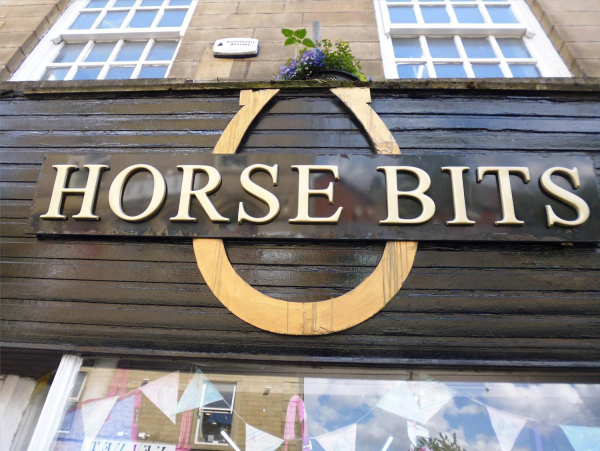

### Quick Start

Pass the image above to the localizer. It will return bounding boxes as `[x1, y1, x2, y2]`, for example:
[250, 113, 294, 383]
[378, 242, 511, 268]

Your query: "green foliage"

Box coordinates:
[417, 433, 467, 451]
[281, 28, 316, 56]
[319, 39, 366, 81]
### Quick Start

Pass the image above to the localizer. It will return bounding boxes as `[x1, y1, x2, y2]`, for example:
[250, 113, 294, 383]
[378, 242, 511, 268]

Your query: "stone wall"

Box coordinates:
[529, 0, 600, 76]
[168, 0, 384, 81]
[0, 0, 68, 81]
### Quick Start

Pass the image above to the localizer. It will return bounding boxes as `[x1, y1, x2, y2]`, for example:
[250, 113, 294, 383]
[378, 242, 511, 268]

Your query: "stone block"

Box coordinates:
[566, 42, 600, 59]
[184, 28, 255, 43]
[189, 13, 303, 29]
[536, 0, 600, 12]
[555, 26, 600, 42]
[286, 1, 374, 13]
[578, 58, 600, 76]
[196, 2, 238, 15]
[544, 12, 600, 26]
[168, 61, 198, 79]
[238, 2, 286, 14]
[302, 12, 377, 27]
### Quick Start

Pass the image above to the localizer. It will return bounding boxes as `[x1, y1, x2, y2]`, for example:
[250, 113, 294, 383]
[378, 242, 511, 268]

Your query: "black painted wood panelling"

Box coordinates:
[1, 88, 599, 368]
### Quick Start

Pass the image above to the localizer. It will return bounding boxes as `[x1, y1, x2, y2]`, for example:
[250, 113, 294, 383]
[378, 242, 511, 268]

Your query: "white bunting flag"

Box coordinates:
[245, 424, 284, 451]
[407, 421, 430, 447]
[81, 396, 118, 451]
[140, 371, 179, 424]
[418, 379, 457, 423]
[376, 381, 424, 423]
[316, 424, 357, 451]
[560, 425, 600, 451]
[487, 406, 528, 451]
[174, 369, 224, 414]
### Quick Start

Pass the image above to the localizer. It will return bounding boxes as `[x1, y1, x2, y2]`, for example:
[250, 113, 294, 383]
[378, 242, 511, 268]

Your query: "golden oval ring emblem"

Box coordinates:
[193, 87, 417, 335]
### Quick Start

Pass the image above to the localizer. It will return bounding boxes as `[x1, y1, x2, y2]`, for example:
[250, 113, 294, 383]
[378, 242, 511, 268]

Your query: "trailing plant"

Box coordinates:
[275, 30, 366, 81]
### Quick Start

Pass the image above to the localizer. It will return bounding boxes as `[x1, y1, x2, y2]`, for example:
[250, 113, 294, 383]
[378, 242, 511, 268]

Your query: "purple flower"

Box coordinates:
[275, 48, 325, 80]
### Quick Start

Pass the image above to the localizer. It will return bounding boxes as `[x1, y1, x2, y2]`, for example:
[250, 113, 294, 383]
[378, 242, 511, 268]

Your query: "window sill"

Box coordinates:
[53, 28, 182, 44]
[388, 23, 527, 37]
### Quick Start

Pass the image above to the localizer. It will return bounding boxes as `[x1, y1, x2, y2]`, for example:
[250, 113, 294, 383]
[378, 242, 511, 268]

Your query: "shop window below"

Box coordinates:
[194, 382, 237, 447]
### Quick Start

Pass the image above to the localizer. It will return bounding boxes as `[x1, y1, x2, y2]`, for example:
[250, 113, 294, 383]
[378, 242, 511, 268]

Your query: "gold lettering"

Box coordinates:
[238, 164, 280, 225]
[41, 164, 108, 220]
[441, 166, 475, 226]
[378, 166, 435, 225]
[540, 167, 590, 227]
[477, 166, 530, 225]
[289, 165, 343, 224]
[109, 164, 166, 222]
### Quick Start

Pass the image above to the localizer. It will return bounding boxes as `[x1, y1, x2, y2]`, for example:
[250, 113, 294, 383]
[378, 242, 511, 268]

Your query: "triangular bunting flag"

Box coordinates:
[81, 396, 118, 451]
[418, 379, 457, 423]
[376, 381, 424, 423]
[316, 423, 357, 451]
[487, 406, 528, 451]
[174, 368, 225, 414]
[245, 424, 284, 451]
[140, 371, 179, 424]
[560, 425, 600, 451]
[407, 421, 429, 447]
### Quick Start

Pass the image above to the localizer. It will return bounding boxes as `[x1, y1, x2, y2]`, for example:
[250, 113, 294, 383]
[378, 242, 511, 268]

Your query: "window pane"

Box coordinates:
[397, 64, 429, 78]
[128, 10, 158, 28]
[147, 41, 178, 60]
[462, 38, 495, 58]
[421, 6, 451, 23]
[472, 64, 504, 78]
[454, 6, 485, 23]
[72, 67, 102, 80]
[42, 68, 70, 81]
[97, 11, 128, 29]
[389, 7, 418, 23]
[69, 12, 100, 30]
[114, 0, 136, 6]
[169, 0, 192, 4]
[85, 42, 117, 62]
[487, 5, 518, 23]
[434, 64, 467, 77]
[497, 38, 531, 58]
[392, 38, 423, 58]
[510, 64, 540, 77]
[141, 0, 163, 5]
[427, 38, 460, 58]
[105, 66, 135, 79]
[116, 41, 147, 61]
[157, 9, 187, 27]
[138, 65, 168, 78]
[85, 0, 109, 7]
[53, 43, 86, 63]
[197, 411, 233, 445]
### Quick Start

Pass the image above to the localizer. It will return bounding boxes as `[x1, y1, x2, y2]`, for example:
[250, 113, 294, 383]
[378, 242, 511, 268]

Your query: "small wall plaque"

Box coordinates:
[213, 38, 259, 57]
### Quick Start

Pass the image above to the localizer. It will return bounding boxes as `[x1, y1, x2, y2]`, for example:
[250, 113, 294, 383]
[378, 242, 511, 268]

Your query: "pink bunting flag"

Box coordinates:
[315, 424, 357, 451]
[81, 396, 118, 451]
[140, 371, 180, 424]
[486, 406, 528, 451]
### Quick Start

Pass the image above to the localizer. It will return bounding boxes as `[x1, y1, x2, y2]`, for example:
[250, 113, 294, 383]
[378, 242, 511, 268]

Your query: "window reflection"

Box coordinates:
[48, 359, 600, 451]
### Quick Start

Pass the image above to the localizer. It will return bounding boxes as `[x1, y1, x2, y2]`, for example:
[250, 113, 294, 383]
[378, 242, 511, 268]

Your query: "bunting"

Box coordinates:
[246, 424, 285, 451]
[407, 421, 429, 447]
[140, 371, 179, 424]
[315, 424, 357, 451]
[376, 381, 424, 423]
[560, 425, 600, 451]
[486, 406, 528, 451]
[418, 379, 456, 423]
[81, 396, 118, 451]
[174, 369, 224, 414]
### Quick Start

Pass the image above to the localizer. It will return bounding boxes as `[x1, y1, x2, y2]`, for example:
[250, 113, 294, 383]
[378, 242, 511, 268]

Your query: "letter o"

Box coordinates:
[109, 164, 167, 222]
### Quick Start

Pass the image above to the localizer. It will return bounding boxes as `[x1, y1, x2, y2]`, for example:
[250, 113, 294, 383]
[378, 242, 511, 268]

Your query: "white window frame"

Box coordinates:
[194, 382, 237, 447]
[373, 0, 571, 79]
[11, 0, 198, 81]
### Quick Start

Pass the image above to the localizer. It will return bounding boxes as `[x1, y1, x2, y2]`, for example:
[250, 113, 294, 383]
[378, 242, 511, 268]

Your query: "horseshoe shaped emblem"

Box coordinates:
[193, 87, 418, 335]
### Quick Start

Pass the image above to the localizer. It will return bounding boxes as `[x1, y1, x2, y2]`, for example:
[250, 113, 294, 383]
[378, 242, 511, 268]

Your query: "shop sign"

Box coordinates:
[27, 88, 600, 335]
[30, 152, 599, 242]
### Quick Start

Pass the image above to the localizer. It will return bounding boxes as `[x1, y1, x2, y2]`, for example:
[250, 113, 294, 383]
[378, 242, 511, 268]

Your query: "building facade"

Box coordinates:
[1, 1, 600, 451]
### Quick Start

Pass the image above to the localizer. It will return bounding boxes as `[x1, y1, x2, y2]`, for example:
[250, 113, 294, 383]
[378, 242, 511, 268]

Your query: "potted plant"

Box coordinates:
[275, 28, 366, 81]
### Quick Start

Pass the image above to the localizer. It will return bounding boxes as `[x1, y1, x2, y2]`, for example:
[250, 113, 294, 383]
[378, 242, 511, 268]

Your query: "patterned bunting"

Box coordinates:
[81, 396, 118, 451]
[246, 424, 284, 451]
[376, 381, 424, 423]
[316, 424, 357, 451]
[174, 368, 224, 414]
[139, 371, 179, 424]
[418, 379, 457, 423]
[407, 421, 429, 447]
[486, 406, 528, 451]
